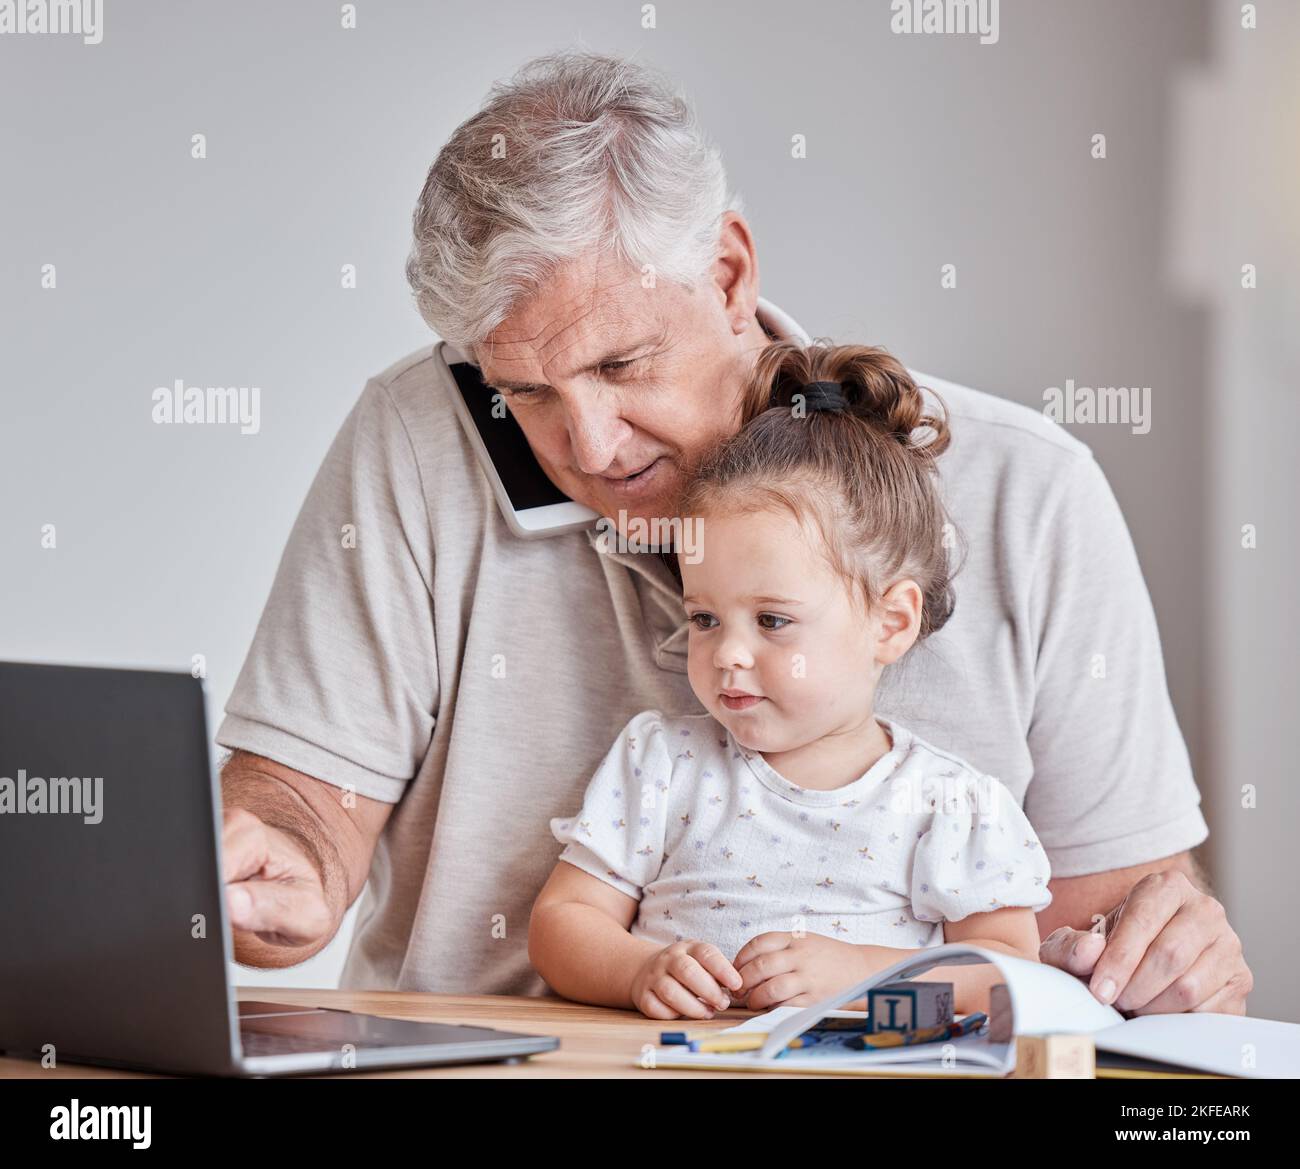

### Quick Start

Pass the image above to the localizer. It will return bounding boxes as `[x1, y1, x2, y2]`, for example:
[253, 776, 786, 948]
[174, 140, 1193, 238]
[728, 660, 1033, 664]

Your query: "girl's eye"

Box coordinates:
[689, 613, 718, 631]
[758, 613, 791, 631]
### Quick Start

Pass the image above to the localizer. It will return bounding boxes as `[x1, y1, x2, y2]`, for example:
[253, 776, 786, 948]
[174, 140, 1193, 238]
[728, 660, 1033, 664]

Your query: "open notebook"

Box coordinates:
[648, 943, 1300, 1078]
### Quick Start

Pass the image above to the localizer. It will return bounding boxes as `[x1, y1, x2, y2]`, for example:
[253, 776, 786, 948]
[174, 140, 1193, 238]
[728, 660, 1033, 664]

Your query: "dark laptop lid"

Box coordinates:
[0, 662, 240, 1075]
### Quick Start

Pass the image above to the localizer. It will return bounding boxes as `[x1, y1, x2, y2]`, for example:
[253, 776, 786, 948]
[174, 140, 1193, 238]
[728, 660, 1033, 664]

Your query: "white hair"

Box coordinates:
[405, 49, 744, 355]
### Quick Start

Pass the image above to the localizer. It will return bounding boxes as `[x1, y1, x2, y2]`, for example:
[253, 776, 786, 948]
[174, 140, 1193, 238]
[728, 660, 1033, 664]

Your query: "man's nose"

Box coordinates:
[562, 391, 632, 476]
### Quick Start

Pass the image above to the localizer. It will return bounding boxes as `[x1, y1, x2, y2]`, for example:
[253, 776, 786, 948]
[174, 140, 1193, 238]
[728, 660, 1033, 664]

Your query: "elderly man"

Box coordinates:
[218, 50, 1250, 1018]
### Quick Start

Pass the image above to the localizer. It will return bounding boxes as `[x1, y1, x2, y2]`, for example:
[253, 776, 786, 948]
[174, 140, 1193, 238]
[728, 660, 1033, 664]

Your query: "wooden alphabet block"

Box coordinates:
[1014, 1034, 1096, 1079]
[867, 980, 954, 1034]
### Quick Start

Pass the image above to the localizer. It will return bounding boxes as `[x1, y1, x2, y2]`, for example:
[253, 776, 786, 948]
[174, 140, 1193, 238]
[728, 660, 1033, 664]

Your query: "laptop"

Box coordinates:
[0, 661, 560, 1076]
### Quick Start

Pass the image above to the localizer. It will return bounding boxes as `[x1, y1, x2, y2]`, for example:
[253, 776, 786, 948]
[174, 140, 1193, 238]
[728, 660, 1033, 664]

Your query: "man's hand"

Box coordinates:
[219, 750, 393, 966]
[1039, 869, 1252, 1015]
[222, 807, 336, 949]
[733, 932, 886, 1010]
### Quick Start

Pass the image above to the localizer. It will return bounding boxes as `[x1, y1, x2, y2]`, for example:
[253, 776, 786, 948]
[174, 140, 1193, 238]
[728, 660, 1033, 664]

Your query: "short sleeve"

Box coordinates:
[1022, 454, 1209, 877]
[215, 379, 437, 803]
[548, 711, 675, 900]
[911, 771, 1054, 924]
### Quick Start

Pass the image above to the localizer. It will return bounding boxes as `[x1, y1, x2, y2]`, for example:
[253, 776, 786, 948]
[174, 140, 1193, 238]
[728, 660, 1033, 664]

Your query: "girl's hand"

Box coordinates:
[733, 932, 896, 1009]
[630, 940, 744, 1020]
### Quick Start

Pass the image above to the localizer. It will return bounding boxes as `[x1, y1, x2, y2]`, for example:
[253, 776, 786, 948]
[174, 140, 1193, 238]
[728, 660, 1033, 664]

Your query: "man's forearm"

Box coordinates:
[1037, 850, 1205, 938]
[220, 758, 350, 967]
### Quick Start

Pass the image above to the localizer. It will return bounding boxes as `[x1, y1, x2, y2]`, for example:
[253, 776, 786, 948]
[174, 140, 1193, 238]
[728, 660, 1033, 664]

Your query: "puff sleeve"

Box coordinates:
[910, 770, 1053, 924]
[548, 710, 676, 901]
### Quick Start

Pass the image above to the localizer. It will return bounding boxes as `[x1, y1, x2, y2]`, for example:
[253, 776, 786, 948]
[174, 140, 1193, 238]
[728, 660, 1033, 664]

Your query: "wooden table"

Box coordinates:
[0, 987, 828, 1079]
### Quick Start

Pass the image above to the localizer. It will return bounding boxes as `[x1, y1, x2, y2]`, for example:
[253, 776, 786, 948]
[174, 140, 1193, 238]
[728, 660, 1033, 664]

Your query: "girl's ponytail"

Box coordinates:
[686, 339, 961, 641]
[741, 340, 951, 460]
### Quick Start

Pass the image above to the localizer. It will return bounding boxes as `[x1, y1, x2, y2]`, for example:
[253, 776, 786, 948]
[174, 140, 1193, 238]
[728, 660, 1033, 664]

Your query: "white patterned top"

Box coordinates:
[549, 709, 1052, 959]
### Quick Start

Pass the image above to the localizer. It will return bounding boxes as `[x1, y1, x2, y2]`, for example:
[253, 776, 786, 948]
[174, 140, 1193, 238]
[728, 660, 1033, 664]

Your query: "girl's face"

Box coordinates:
[680, 506, 890, 754]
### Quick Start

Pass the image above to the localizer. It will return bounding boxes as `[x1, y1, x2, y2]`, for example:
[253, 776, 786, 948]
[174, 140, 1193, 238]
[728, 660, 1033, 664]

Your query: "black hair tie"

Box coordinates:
[767, 379, 849, 413]
[798, 380, 848, 412]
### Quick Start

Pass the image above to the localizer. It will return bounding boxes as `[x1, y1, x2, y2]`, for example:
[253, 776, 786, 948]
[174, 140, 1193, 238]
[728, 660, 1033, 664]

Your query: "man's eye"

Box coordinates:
[490, 388, 545, 408]
[689, 613, 718, 631]
[600, 359, 639, 378]
[758, 613, 791, 630]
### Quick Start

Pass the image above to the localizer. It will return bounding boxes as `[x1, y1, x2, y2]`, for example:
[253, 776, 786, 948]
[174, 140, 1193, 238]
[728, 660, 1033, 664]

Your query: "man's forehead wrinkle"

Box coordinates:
[531, 297, 631, 382]
[481, 285, 609, 375]
[476, 308, 577, 387]
[534, 264, 633, 371]
[484, 286, 594, 351]
[479, 262, 650, 384]
[537, 299, 604, 374]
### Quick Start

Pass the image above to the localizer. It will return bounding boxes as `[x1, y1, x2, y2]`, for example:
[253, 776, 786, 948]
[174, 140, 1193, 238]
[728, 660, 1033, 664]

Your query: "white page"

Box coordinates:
[664, 948, 1300, 1079]
[652, 1050, 1006, 1076]
[1096, 1012, 1300, 1079]
[993, 949, 1126, 1035]
[712, 1005, 807, 1034]
[716, 1006, 864, 1034]
[760, 943, 1123, 1059]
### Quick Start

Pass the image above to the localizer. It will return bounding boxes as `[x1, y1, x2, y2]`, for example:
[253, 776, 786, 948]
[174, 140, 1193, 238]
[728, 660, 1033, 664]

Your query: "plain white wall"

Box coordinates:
[1, 1, 1291, 1016]
[1167, 0, 1300, 1024]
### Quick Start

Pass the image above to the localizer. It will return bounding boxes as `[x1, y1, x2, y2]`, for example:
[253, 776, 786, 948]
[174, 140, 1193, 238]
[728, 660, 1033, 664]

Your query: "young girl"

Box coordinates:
[529, 341, 1052, 1021]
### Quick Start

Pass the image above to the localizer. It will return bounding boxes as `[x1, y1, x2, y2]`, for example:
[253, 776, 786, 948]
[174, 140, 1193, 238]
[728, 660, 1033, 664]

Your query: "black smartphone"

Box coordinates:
[444, 344, 599, 538]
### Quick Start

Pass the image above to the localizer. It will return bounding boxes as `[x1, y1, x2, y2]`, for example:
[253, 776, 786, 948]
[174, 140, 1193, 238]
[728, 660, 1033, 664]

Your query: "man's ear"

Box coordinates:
[874, 578, 923, 666]
[712, 211, 761, 326]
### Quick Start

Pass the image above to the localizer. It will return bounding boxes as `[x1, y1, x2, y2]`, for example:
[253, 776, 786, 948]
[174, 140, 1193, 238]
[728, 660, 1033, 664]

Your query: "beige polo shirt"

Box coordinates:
[216, 297, 1208, 995]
